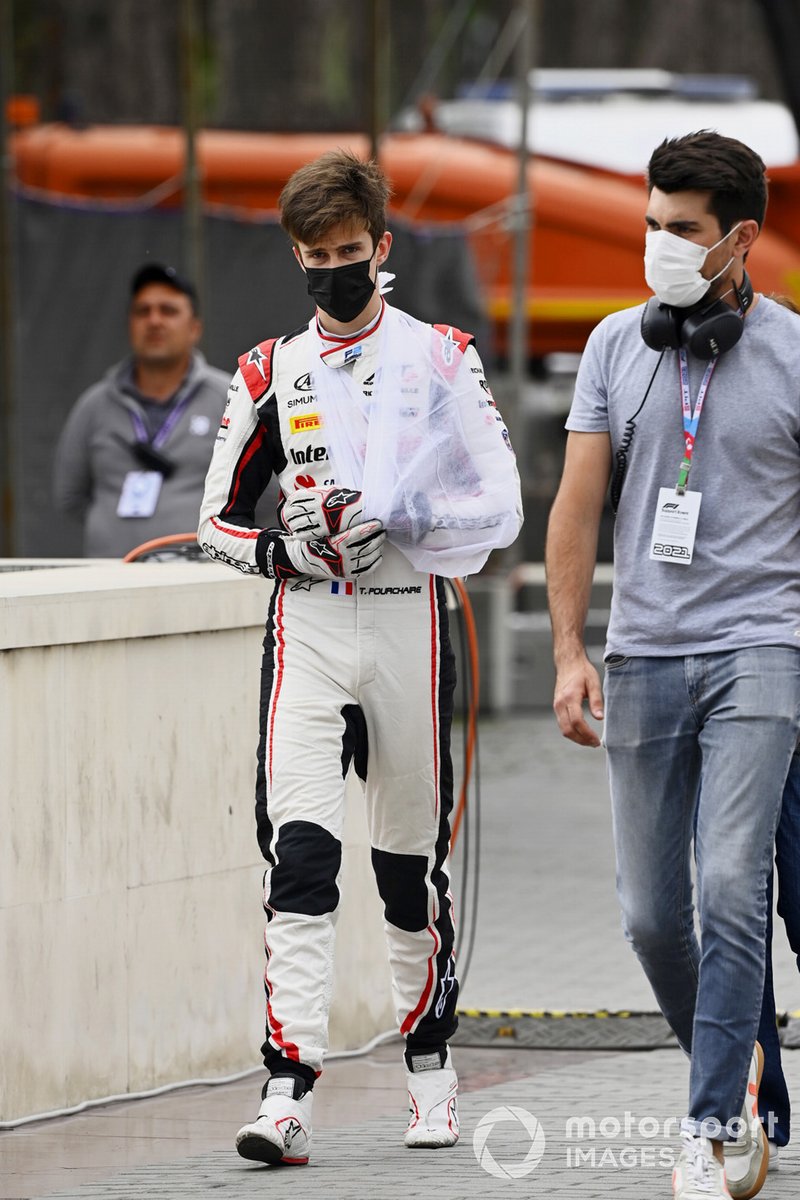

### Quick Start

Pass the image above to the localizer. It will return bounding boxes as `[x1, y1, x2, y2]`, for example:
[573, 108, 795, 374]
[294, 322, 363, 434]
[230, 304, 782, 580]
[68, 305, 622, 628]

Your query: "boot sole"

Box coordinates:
[236, 1132, 308, 1166]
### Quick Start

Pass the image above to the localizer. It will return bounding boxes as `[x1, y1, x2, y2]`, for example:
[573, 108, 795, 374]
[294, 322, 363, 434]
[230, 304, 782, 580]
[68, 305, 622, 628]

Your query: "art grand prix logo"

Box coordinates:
[473, 1106, 546, 1180]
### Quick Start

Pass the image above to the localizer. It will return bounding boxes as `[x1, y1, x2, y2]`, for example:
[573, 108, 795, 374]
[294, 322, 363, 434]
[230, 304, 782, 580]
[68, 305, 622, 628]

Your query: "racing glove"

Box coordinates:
[280, 486, 365, 539]
[256, 520, 385, 582]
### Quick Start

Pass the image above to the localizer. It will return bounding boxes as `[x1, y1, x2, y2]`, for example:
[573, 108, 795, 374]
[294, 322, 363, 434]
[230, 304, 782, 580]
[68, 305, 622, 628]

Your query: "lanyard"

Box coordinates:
[128, 386, 196, 450]
[676, 349, 717, 493]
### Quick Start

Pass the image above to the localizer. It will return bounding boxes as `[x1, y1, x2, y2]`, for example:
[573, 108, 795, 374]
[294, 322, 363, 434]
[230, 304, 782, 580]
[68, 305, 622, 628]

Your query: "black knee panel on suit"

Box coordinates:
[371, 848, 429, 931]
[269, 820, 342, 916]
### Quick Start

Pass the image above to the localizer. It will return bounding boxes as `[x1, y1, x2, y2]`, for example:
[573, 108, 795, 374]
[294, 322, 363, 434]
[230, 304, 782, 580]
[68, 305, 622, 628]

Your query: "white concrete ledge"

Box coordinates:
[0, 562, 269, 649]
[2, 561, 394, 1122]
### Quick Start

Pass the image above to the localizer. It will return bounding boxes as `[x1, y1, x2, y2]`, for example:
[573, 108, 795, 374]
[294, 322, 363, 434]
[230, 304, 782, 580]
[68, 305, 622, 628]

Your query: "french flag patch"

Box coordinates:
[330, 581, 354, 596]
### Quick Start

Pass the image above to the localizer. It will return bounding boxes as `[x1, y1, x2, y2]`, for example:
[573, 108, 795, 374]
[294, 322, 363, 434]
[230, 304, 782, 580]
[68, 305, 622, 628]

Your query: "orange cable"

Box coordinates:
[122, 532, 198, 562]
[450, 577, 480, 849]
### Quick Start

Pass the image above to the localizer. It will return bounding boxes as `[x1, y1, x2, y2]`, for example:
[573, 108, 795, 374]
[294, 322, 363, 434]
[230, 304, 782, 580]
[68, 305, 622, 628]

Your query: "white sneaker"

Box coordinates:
[404, 1048, 459, 1148]
[235, 1076, 312, 1165]
[673, 1132, 732, 1198]
[767, 1142, 779, 1172]
[724, 1042, 769, 1200]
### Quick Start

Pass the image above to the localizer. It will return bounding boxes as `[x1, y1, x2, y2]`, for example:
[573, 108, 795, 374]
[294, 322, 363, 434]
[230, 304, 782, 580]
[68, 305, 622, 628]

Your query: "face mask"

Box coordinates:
[305, 254, 377, 323]
[644, 223, 741, 309]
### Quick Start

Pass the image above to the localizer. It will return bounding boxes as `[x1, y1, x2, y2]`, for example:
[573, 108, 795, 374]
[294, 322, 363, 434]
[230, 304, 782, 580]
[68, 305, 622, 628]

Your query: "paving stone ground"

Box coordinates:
[4, 713, 800, 1199]
[8, 1048, 800, 1200]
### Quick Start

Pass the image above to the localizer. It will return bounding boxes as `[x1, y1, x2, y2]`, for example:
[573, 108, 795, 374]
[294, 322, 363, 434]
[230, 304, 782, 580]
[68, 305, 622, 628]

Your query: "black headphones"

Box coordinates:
[640, 271, 753, 360]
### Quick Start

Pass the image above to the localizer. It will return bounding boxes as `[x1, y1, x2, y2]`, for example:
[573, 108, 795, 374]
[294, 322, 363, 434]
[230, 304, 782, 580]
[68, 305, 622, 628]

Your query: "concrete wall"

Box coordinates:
[0, 562, 394, 1123]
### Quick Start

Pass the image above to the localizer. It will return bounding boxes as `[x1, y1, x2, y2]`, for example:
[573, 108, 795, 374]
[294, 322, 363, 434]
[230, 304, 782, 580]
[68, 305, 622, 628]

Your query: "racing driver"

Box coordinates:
[198, 148, 522, 1166]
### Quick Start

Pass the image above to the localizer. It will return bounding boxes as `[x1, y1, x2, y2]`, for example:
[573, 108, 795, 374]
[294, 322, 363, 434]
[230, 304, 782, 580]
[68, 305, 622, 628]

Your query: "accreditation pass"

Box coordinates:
[649, 488, 702, 565]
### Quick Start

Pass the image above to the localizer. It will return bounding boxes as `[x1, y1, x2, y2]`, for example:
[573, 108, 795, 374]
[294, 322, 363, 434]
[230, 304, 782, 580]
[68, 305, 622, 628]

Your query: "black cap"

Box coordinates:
[130, 263, 198, 311]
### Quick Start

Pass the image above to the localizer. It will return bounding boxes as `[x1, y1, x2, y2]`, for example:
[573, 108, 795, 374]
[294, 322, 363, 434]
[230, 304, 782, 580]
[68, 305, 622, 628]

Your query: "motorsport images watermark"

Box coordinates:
[472, 1108, 773, 1176]
[563, 1111, 776, 1168]
[472, 1107, 547, 1179]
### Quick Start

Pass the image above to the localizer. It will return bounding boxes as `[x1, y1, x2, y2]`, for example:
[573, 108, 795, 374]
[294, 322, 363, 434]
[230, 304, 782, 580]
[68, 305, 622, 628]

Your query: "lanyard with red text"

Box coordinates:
[676, 349, 717, 494]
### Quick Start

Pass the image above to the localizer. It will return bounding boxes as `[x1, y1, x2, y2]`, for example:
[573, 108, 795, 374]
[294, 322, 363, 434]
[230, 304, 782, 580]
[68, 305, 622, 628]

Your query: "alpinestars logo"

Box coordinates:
[435, 955, 457, 1019]
[199, 541, 259, 576]
[282, 1118, 303, 1150]
[322, 488, 361, 534]
[266, 540, 301, 582]
[309, 538, 343, 576]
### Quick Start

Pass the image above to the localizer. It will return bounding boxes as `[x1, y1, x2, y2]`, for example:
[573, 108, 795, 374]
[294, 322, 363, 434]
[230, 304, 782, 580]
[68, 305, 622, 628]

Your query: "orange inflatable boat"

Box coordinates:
[12, 123, 800, 357]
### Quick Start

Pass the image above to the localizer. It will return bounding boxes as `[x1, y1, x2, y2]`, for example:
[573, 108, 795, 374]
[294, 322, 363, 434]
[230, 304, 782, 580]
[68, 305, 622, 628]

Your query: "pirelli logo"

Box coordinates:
[290, 412, 322, 434]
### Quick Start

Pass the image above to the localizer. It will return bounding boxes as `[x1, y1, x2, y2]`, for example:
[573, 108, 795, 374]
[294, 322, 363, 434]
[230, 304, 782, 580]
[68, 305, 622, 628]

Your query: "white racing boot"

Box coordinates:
[235, 1075, 312, 1166]
[724, 1042, 769, 1200]
[404, 1048, 459, 1148]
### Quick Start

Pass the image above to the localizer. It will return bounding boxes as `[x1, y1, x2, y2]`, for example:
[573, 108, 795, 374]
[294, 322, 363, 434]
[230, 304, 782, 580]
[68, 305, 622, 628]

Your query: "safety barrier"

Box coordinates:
[0, 561, 394, 1123]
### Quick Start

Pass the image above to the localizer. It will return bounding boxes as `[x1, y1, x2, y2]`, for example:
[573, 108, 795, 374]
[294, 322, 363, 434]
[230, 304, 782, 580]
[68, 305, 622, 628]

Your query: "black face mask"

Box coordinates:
[305, 256, 377, 323]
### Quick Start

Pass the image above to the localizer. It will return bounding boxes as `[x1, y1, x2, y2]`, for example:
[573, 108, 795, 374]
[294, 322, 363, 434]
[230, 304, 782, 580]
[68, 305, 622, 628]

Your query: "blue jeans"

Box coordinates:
[756, 747, 800, 1147]
[604, 648, 800, 1139]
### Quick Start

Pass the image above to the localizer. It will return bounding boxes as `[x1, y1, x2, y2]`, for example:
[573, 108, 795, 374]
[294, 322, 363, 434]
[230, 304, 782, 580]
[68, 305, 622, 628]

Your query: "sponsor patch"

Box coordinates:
[199, 541, 259, 575]
[290, 412, 322, 434]
[440, 328, 457, 367]
[246, 345, 268, 379]
[290, 444, 328, 465]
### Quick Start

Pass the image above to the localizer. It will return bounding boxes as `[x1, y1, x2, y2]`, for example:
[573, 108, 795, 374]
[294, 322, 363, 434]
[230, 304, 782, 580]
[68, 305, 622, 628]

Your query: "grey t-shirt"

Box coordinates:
[567, 296, 800, 656]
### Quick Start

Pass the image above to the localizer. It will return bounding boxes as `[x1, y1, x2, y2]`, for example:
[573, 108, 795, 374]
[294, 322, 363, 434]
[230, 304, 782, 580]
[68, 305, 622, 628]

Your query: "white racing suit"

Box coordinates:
[198, 302, 522, 1081]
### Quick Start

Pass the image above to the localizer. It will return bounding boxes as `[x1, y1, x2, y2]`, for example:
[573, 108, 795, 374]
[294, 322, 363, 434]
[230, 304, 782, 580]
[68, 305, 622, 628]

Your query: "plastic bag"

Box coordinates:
[312, 304, 521, 577]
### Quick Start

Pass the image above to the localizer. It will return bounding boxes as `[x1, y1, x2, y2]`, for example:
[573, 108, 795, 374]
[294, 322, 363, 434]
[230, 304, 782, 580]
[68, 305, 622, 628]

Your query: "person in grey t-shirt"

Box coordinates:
[53, 263, 230, 558]
[546, 131, 800, 1200]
